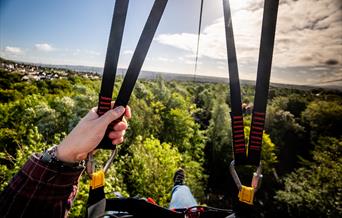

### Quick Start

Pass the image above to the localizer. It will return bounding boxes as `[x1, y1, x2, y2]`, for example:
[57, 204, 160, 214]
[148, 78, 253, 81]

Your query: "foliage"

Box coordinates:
[302, 100, 342, 138]
[275, 137, 342, 217]
[205, 99, 232, 194]
[266, 105, 306, 174]
[124, 136, 181, 206]
[0, 126, 47, 191]
[1, 63, 342, 217]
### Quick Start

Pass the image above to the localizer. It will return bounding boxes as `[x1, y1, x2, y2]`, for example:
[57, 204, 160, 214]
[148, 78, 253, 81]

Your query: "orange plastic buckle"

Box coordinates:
[90, 170, 105, 189]
[238, 185, 255, 205]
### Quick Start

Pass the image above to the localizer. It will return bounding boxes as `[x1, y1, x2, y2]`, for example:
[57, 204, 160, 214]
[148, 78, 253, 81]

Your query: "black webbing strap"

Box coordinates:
[86, 186, 106, 218]
[114, 0, 168, 107]
[97, 0, 129, 117]
[223, 0, 247, 165]
[97, 0, 168, 149]
[96, 0, 128, 150]
[248, 0, 279, 165]
[223, 0, 279, 166]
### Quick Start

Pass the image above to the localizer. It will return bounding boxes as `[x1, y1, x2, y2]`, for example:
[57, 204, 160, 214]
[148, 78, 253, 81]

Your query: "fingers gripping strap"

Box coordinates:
[97, 0, 168, 150]
[96, 0, 128, 149]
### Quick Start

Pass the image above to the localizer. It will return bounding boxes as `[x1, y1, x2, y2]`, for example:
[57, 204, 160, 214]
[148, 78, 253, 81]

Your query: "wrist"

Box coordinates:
[41, 145, 84, 169]
[57, 143, 87, 163]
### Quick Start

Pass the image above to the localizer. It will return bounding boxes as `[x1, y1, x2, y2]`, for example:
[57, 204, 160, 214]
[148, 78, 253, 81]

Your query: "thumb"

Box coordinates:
[99, 106, 125, 126]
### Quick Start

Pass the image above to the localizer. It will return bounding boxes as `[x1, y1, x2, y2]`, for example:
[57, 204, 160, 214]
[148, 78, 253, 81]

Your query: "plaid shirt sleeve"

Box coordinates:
[0, 153, 85, 218]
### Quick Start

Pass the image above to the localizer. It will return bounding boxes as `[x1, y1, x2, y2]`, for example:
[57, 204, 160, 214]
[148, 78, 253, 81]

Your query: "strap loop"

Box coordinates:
[229, 160, 263, 205]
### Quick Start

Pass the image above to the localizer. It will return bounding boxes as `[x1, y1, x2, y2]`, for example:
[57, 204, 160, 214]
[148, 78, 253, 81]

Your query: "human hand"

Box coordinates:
[56, 105, 131, 163]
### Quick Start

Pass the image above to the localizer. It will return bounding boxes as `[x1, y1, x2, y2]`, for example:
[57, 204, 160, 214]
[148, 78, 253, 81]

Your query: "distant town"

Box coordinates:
[1, 57, 341, 92]
[0, 58, 100, 81]
[0, 57, 229, 83]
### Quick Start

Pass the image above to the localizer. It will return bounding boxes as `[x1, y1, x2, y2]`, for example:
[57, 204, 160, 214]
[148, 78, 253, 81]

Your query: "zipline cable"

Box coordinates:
[193, 0, 204, 81]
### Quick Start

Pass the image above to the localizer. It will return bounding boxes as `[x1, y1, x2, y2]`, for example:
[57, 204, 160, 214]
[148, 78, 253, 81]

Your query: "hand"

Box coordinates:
[56, 105, 132, 163]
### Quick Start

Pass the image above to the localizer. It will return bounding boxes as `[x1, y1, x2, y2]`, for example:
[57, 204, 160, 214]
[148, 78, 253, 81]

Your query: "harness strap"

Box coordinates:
[87, 0, 168, 216]
[224, 0, 279, 166]
[248, 0, 279, 165]
[114, 0, 168, 108]
[97, 0, 168, 149]
[97, 0, 129, 149]
[223, 0, 246, 165]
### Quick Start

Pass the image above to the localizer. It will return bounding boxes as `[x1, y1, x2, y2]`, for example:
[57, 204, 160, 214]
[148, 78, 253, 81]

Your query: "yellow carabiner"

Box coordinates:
[229, 160, 262, 205]
[90, 170, 105, 189]
[238, 186, 255, 205]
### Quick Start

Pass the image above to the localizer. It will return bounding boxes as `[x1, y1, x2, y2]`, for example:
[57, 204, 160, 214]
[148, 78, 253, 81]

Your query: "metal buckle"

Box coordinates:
[86, 149, 118, 178]
[229, 160, 263, 204]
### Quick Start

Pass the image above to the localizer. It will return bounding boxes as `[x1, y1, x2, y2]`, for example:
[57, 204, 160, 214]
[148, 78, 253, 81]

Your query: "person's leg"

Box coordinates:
[169, 185, 197, 209]
[169, 169, 197, 209]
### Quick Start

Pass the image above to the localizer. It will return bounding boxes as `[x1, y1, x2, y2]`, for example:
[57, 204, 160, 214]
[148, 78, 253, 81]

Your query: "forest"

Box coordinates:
[0, 60, 341, 217]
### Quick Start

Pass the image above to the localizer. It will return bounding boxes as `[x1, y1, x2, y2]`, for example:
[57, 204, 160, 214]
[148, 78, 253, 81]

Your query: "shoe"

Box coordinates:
[173, 168, 185, 186]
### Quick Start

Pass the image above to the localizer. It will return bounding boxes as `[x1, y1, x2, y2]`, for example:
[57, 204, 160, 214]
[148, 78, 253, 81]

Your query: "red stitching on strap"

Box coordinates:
[234, 130, 244, 134]
[252, 126, 264, 131]
[251, 131, 263, 135]
[99, 106, 110, 110]
[100, 101, 112, 105]
[100, 96, 112, 100]
[253, 121, 264, 126]
[251, 136, 262, 140]
[234, 134, 244, 138]
[254, 112, 265, 116]
[232, 116, 243, 120]
[254, 116, 265, 121]
[234, 125, 244, 129]
[249, 145, 260, 150]
[250, 140, 262, 145]
[233, 120, 243, 124]
[235, 148, 245, 153]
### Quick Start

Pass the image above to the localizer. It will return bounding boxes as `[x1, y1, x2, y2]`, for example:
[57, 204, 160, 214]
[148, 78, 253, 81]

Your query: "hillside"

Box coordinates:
[2, 57, 340, 92]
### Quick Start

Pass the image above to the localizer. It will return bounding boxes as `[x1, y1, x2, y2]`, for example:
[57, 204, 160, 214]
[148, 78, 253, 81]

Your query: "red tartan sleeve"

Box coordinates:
[0, 153, 85, 218]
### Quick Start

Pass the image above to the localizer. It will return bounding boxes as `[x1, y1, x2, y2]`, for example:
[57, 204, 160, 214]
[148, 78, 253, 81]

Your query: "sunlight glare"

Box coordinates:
[230, 0, 253, 11]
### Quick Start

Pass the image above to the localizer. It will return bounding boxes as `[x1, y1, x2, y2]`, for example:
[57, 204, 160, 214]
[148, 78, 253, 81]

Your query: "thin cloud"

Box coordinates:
[123, 50, 134, 55]
[70, 49, 100, 56]
[34, 43, 55, 52]
[85, 50, 100, 56]
[5, 46, 23, 54]
[155, 0, 342, 69]
[157, 57, 174, 63]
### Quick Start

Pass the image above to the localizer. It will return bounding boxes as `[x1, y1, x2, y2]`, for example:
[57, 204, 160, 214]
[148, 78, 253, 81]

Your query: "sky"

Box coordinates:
[0, 0, 341, 86]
